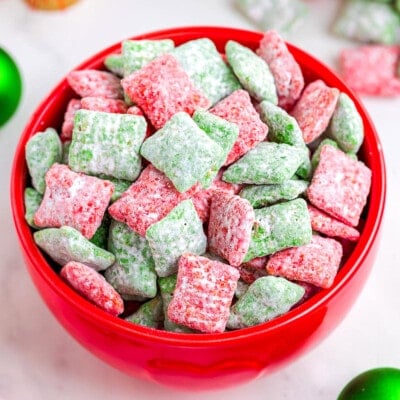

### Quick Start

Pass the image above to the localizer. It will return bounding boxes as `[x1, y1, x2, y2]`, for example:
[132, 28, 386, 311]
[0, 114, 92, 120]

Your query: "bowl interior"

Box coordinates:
[11, 26, 386, 345]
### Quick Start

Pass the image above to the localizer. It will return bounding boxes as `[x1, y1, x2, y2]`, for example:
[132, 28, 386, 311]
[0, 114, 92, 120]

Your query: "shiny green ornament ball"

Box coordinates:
[0, 48, 22, 127]
[338, 367, 400, 400]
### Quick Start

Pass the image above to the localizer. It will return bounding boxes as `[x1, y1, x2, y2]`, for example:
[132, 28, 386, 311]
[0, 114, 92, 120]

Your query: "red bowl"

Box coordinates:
[10, 26, 386, 391]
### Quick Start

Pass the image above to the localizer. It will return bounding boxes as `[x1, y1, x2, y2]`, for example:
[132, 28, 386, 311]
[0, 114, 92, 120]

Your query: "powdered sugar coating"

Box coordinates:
[328, 92, 364, 153]
[34, 226, 115, 271]
[34, 164, 114, 239]
[257, 100, 304, 146]
[167, 253, 240, 333]
[125, 296, 164, 328]
[121, 54, 210, 129]
[122, 39, 175, 76]
[257, 30, 304, 109]
[24, 187, 42, 229]
[69, 109, 146, 181]
[245, 198, 312, 261]
[223, 141, 305, 185]
[140, 112, 224, 193]
[239, 179, 308, 208]
[307, 145, 371, 227]
[192, 109, 239, 187]
[308, 204, 360, 242]
[61, 261, 124, 316]
[146, 200, 207, 277]
[227, 276, 305, 329]
[210, 89, 268, 165]
[173, 38, 241, 105]
[25, 127, 62, 194]
[266, 235, 343, 289]
[104, 220, 157, 299]
[108, 165, 200, 237]
[291, 80, 339, 144]
[191, 170, 241, 222]
[208, 191, 255, 267]
[225, 40, 278, 104]
[67, 69, 123, 99]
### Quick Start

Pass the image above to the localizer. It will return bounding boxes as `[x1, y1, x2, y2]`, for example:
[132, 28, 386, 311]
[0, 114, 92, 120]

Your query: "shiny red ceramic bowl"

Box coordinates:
[10, 26, 386, 391]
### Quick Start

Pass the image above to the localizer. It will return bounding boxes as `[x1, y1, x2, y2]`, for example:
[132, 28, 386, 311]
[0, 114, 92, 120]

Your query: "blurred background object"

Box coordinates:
[0, 47, 22, 127]
[24, 0, 80, 10]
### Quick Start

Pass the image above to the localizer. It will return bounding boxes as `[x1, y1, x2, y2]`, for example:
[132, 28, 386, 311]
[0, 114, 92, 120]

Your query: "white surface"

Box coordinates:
[1, 1, 399, 399]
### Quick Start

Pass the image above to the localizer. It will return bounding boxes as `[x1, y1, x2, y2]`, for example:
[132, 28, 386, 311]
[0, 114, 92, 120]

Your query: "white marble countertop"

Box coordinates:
[1, 1, 399, 399]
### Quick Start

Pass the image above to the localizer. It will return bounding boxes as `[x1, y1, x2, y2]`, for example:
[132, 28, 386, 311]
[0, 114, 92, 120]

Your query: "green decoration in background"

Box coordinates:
[0, 47, 22, 127]
[338, 367, 400, 400]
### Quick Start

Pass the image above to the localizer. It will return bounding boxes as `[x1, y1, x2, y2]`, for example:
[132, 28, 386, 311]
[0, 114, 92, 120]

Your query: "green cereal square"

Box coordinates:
[68, 109, 146, 181]
[145, 199, 207, 277]
[223, 142, 304, 185]
[192, 109, 239, 187]
[34, 226, 115, 271]
[25, 127, 62, 194]
[173, 38, 241, 105]
[227, 276, 305, 329]
[104, 53, 124, 76]
[239, 180, 309, 208]
[104, 220, 157, 299]
[235, 0, 308, 33]
[24, 187, 43, 229]
[334, 0, 399, 44]
[328, 92, 364, 154]
[244, 198, 312, 261]
[258, 101, 311, 179]
[122, 39, 175, 76]
[258, 100, 304, 147]
[225, 40, 277, 104]
[125, 296, 164, 329]
[140, 112, 225, 193]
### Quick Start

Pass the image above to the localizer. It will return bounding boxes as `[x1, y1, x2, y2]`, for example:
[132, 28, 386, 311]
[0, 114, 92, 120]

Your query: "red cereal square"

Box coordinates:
[108, 164, 200, 236]
[167, 253, 240, 333]
[61, 261, 124, 316]
[191, 170, 242, 223]
[257, 30, 304, 110]
[61, 98, 81, 141]
[266, 235, 343, 289]
[208, 191, 255, 267]
[307, 145, 371, 227]
[34, 163, 114, 239]
[81, 97, 128, 114]
[340, 45, 400, 97]
[67, 69, 123, 99]
[308, 204, 360, 241]
[210, 89, 268, 165]
[121, 54, 210, 129]
[238, 256, 268, 284]
[291, 80, 339, 144]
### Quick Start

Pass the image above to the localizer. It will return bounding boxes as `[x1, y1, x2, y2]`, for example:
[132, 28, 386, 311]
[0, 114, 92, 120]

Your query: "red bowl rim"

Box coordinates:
[10, 26, 386, 347]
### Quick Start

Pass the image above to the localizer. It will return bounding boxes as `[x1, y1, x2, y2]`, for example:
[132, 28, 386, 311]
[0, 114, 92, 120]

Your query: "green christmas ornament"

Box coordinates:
[0, 47, 22, 127]
[338, 367, 400, 400]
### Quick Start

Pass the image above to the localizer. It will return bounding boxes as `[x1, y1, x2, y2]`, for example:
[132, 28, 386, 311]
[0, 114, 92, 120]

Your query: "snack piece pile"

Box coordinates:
[334, 0, 400, 97]
[24, 31, 372, 334]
